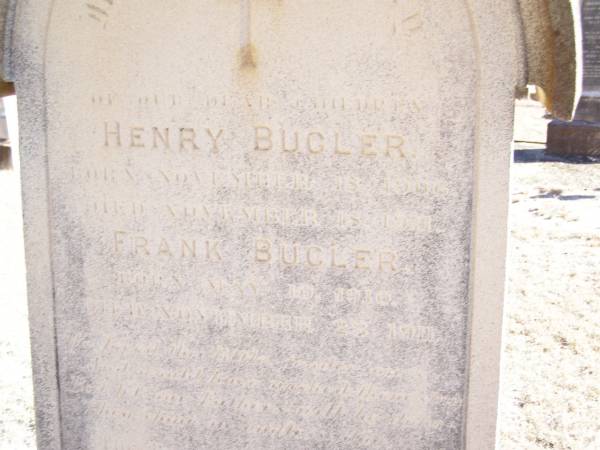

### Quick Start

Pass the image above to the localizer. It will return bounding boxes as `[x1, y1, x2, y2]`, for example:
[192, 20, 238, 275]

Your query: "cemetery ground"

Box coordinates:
[0, 100, 599, 450]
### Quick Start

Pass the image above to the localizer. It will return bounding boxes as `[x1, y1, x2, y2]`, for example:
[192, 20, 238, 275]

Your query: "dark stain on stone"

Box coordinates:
[239, 43, 257, 70]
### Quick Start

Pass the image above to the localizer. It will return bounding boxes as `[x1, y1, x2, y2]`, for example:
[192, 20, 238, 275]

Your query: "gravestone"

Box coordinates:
[0, 97, 12, 170]
[548, 0, 600, 156]
[0, 1, 579, 449]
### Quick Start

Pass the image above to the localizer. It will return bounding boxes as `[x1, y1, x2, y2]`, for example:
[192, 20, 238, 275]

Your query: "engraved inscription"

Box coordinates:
[253, 125, 412, 159]
[254, 238, 399, 272]
[102, 121, 412, 159]
[103, 122, 224, 152]
[113, 231, 223, 261]
[46, 1, 478, 446]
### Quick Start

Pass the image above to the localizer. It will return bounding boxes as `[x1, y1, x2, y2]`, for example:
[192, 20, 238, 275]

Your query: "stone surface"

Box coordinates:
[577, 0, 600, 121]
[547, 0, 600, 155]
[518, 0, 580, 120]
[1, 1, 579, 449]
[547, 119, 600, 156]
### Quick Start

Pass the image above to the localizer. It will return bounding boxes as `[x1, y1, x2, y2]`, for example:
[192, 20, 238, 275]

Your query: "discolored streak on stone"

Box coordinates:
[239, 0, 257, 71]
[239, 43, 257, 70]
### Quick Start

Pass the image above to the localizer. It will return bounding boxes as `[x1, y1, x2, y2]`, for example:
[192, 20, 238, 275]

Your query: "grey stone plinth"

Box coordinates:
[547, 119, 600, 156]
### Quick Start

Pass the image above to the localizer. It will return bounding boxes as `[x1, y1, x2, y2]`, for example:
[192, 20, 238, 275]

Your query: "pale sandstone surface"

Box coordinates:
[14, 2, 518, 448]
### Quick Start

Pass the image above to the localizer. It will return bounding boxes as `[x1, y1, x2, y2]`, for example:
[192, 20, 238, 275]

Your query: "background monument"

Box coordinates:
[0, 1, 579, 449]
[548, 0, 600, 156]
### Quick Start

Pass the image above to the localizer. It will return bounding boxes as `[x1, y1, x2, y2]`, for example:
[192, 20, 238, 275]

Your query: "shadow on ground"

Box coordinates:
[514, 148, 600, 164]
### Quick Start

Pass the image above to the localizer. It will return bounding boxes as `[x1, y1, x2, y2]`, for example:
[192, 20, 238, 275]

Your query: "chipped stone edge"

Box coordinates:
[4, 1, 63, 449]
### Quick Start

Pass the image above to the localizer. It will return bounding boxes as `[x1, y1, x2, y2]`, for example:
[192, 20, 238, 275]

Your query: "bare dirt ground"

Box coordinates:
[0, 97, 35, 450]
[497, 101, 600, 450]
[0, 99, 598, 449]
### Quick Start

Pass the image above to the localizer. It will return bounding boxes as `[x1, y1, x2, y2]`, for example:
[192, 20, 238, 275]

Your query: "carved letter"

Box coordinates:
[255, 239, 272, 262]
[307, 246, 323, 267]
[307, 132, 324, 154]
[304, 209, 319, 226]
[331, 246, 347, 268]
[206, 240, 223, 261]
[114, 231, 126, 254]
[179, 128, 201, 151]
[152, 127, 170, 150]
[181, 239, 197, 258]
[281, 130, 299, 153]
[206, 129, 224, 153]
[130, 127, 145, 148]
[334, 133, 351, 155]
[355, 249, 371, 270]
[158, 239, 173, 257]
[281, 244, 298, 265]
[134, 236, 150, 256]
[254, 126, 273, 151]
[104, 121, 121, 147]
[379, 251, 397, 272]
[386, 135, 405, 158]
[361, 134, 377, 157]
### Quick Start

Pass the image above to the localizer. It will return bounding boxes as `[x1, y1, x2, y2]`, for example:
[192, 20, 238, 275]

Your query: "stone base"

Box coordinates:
[546, 120, 600, 156]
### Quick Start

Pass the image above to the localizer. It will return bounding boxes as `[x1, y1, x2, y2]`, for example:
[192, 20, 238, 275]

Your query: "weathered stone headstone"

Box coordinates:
[548, 0, 600, 156]
[0, 1, 579, 449]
